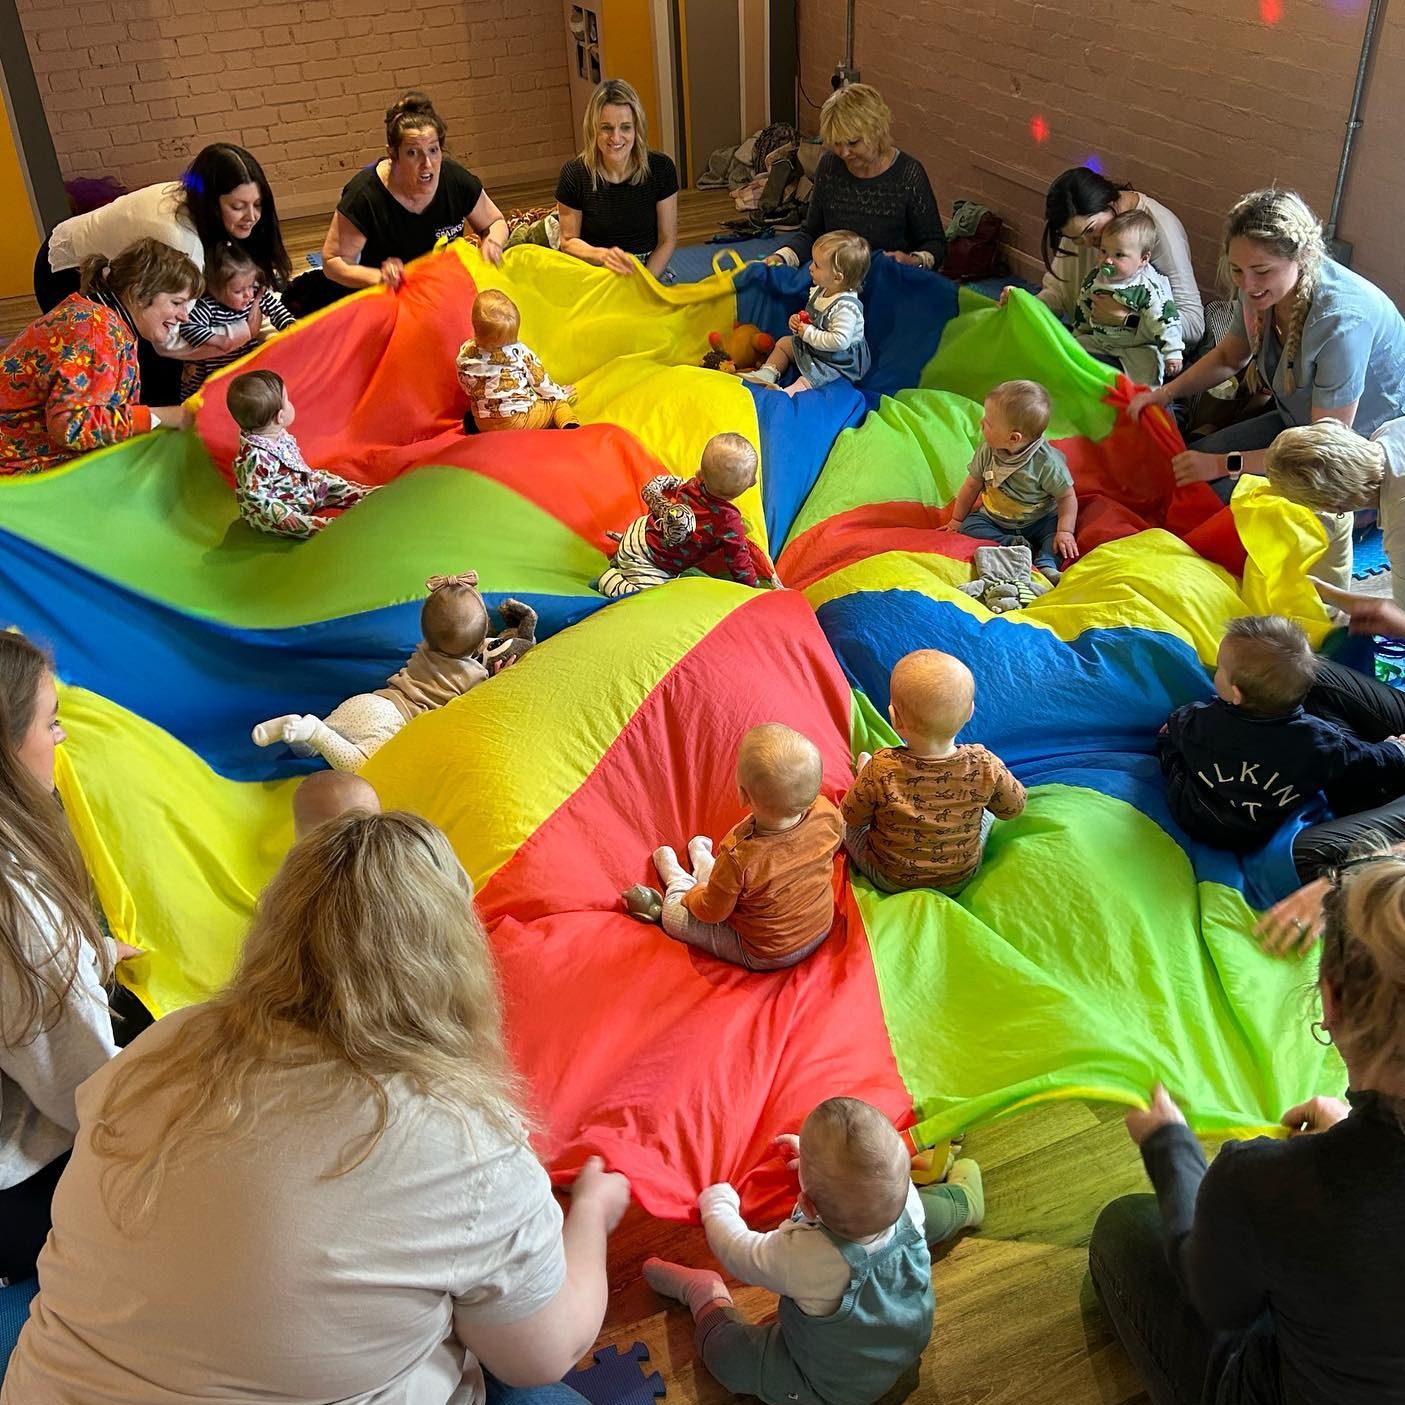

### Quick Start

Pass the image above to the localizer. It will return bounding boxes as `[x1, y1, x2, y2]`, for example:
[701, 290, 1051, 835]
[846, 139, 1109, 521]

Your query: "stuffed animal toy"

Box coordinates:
[702, 322, 776, 373]
[481, 597, 539, 674]
[958, 542, 1052, 613]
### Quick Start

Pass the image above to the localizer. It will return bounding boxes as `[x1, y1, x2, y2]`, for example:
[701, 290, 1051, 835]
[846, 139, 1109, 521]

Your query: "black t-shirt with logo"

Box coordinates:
[555, 151, 678, 258]
[337, 159, 484, 269]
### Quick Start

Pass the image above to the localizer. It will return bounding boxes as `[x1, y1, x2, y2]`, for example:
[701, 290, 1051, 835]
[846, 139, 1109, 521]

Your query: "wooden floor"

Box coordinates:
[591, 1100, 1153, 1405]
[6, 178, 1158, 1401]
[0, 182, 741, 342]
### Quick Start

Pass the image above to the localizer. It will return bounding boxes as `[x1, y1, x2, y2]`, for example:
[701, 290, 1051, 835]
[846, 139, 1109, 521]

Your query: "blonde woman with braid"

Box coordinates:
[1089, 848, 1405, 1405]
[5, 812, 627, 1405]
[0, 633, 118, 1285]
[1129, 189, 1405, 505]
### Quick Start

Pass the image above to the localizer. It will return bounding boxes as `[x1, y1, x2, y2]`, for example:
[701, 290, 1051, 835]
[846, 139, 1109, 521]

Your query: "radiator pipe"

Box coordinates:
[1325, 0, 1388, 247]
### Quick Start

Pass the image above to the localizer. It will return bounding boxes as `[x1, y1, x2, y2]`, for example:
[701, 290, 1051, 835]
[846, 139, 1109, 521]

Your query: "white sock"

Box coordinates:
[643, 1257, 732, 1317]
[687, 835, 714, 869]
[653, 845, 688, 888]
[947, 1158, 985, 1229]
[252, 714, 302, 748]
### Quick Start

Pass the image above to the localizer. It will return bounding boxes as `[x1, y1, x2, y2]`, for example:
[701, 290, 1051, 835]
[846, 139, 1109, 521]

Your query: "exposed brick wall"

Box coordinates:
[16, 0, 574, 217]
[797, 0, 1405, 306]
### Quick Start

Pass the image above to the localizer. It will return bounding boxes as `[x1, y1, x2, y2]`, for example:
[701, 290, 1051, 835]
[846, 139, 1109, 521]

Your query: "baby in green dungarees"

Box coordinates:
[644, 1097, 981, 1405]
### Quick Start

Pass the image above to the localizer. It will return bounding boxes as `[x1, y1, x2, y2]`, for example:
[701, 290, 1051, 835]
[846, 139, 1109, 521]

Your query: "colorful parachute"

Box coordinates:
[0, 243, 1346, 1224]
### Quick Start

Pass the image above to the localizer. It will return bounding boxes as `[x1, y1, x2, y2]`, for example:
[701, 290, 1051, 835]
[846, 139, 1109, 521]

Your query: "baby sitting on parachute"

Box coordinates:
[252, 573, 536, 772]
[595, 433, 775, 598]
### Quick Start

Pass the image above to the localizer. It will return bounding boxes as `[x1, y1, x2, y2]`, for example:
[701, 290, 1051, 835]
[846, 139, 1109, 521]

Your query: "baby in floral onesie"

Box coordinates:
[226, 370, 371, 538]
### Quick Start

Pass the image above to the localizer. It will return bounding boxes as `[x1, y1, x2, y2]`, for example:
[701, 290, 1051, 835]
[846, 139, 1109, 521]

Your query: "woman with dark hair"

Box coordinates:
[312, 91, 508, 302]
[34, 143, 289, 308]
[33, 144, 289, 402]
[1091, 850, 1405, 1405]
[5, 811, 625, 1403]
[2, 238, 198, 473]
[0, 633, 119, 1286]
[1007, 166, 1204, 348]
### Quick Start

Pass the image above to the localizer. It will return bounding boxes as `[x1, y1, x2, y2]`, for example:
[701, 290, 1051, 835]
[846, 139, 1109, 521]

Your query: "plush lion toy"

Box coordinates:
[702, 322, 776, 373]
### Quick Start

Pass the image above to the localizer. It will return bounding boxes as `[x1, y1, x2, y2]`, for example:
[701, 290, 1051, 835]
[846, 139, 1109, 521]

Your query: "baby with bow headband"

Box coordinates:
[252, 573, 538, 772]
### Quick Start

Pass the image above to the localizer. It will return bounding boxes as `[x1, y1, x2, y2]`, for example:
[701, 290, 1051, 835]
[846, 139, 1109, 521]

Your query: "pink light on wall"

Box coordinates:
[1259, 0, 1283, 22]
[1030, 114, 1050, 143]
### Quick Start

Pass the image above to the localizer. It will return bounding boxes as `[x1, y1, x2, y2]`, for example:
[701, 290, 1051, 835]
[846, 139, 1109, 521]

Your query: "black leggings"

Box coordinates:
[1294, 659, 1405, 880]
[0, 988, 151, 1283]
[33, 235, 80, 313]
[0, 1152, 69, 1285]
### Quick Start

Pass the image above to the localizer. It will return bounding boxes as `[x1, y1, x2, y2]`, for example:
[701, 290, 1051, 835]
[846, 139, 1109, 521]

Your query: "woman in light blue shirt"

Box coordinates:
[1130, 189, 1405, 503]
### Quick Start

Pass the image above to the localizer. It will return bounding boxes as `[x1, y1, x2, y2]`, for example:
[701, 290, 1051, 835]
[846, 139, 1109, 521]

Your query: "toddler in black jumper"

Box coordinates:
[1159, 615, 1405, 853]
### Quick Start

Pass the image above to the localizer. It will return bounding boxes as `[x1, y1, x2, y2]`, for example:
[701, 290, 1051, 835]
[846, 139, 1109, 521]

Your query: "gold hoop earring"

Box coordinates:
[1310, 1020, 1333, 1047]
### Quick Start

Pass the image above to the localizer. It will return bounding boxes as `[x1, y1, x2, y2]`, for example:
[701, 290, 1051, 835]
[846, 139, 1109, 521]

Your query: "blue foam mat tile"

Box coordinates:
[0, 1278, 38, 1382]
[562, 1341, 666, 1405]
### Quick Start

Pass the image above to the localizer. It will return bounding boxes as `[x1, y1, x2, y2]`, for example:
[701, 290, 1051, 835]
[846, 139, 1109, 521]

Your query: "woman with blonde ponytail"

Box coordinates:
[1089, 849, 1405, 1405]
[1130, 188, 1405, 505]
[4, 811, 628, 1405]
[0, 633, 117, 1285]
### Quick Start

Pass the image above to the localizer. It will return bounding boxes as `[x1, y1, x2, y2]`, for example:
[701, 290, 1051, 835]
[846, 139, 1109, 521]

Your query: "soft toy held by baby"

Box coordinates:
[701, 322, 776, 374]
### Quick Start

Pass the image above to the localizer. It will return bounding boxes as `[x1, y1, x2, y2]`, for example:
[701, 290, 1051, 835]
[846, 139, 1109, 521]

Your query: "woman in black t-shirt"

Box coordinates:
[556, 79, 678, 279]
[319, 92, 509, 294]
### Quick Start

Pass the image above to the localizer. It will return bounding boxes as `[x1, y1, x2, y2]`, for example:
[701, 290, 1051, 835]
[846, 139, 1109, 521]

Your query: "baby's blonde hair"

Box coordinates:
[471, 289, 520, 345]
[800, 1097, 910, 1241]
[1102, 209, 1156, 258]
[891, 650, 974, 743]
[737, 723, 823, 818]
[988, 380, 1051, 441]
[1221, 189, 1326, 395]
[1264, 419, 1385, 514]
[813, 230, 871, 292]
[700, 432, 759, 499]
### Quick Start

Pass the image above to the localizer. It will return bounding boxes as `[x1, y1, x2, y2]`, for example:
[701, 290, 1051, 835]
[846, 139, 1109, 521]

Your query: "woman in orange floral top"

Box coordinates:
[1, 239, 200, 475]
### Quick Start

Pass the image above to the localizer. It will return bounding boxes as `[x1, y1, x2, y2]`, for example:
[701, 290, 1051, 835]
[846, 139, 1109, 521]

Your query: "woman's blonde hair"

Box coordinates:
[0, 634, 110, 1050]
[581, 78, 651, 189]
[1319, 851, 1405, 1096]
[1264, 418, 1386, 513]
[818, 83, 893, 153]
[91, 811, 524, 1228]
[813, 230, 871, 291]
[1221, 189, 1326, 395]
[80, 236, 202, 306]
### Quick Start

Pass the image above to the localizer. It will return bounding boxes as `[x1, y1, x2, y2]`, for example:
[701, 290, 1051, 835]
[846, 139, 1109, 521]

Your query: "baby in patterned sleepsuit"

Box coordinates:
[455, 289, 579, 433]
[226, 370, 372, 539]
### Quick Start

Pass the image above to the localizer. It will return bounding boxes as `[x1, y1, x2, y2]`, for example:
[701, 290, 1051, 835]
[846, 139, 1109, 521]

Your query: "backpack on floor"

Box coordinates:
[940, 200, 1006, 282]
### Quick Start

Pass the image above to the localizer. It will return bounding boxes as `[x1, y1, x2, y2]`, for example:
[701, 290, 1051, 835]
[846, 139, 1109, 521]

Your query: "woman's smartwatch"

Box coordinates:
[1226, 451, 1244, 481]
